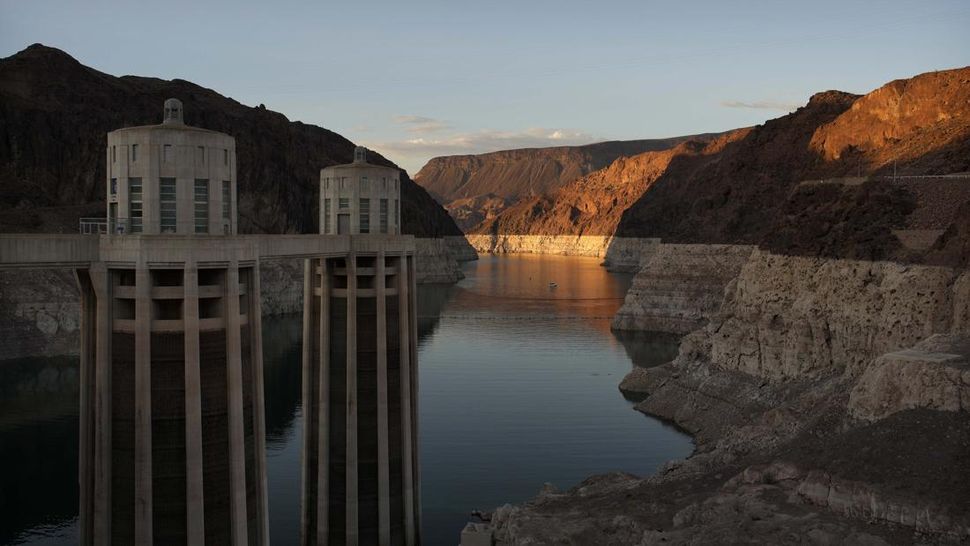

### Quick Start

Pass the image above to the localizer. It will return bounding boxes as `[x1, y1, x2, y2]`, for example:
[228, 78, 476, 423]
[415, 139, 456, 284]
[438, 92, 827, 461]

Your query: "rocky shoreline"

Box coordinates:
[465, 245, 970, 545]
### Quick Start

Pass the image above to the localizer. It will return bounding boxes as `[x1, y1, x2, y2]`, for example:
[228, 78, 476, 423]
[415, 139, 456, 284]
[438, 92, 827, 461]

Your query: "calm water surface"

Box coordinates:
[0, 254, 692, 545]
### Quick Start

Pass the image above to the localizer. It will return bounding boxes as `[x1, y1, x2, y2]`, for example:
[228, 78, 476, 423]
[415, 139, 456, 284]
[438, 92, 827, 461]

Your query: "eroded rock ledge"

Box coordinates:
[469, 247, 970, 545]
[464, 234, 659, 261]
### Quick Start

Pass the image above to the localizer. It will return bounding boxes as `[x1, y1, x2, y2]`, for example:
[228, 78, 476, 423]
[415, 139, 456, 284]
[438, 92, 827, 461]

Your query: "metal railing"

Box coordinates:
[79, 218, 135, 235]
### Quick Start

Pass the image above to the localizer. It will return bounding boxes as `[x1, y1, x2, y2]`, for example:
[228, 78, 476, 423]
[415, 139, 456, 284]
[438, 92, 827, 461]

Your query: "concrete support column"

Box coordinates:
[75, 268, 97, 546]
[375, 251, 390, 545]
[225, 261, 249, 545]
[301, 258, 313, 545]
[346, 252, 359, 545]
[183, 259, 205, 545]
[316, 258, 331, 545]
[250, 259, 270, 545]
[90, 263, 112, 543]
[134, 265, 153, 545]
[408, 254, 422, 543]
[398, 254, 415, 545]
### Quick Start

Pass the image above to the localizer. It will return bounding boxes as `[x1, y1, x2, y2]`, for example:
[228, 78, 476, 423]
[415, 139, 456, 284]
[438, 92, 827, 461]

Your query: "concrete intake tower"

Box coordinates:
[75, 98, 269, 544]
[0, 100, 421, 546]
[301, 147, 421, 545]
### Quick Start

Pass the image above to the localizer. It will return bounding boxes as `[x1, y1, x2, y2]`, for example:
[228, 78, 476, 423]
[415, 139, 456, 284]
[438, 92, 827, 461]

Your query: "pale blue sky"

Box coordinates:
[2, 0, 968, 173]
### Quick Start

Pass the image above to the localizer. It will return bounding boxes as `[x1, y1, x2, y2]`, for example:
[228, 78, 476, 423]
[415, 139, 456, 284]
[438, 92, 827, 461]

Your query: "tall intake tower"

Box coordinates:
[302, 147, 421, 545]
[79, 99, 269, 545]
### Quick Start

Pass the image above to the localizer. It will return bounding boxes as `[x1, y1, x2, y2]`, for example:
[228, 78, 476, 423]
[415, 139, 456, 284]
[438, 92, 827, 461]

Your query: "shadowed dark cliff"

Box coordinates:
[0, 43, 463, 237]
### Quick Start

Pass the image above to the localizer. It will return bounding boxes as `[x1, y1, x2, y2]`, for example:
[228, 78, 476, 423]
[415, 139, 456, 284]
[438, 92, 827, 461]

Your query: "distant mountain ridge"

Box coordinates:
[0, 43, 462, 237]
[462, 67, 970, 266]
[476, 131, 750, 237]
[616, 68, 970, 262]
[413, 135, 719, 231]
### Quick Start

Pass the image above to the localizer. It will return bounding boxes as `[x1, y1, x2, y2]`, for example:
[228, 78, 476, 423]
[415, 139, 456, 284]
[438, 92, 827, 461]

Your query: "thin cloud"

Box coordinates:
[364, 127, 601, 173]
[393, 114, 452, 134]
[372, 127, 598, 157]
[721, 99, 801, 112]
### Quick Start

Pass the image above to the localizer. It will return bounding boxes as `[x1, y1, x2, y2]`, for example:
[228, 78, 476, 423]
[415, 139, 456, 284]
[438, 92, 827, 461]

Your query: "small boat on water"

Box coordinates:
[548, 281, 558, 288]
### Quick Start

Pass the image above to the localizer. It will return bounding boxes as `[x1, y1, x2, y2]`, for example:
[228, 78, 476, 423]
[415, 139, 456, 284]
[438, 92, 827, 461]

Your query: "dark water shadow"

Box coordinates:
[0, 356, 80, 545]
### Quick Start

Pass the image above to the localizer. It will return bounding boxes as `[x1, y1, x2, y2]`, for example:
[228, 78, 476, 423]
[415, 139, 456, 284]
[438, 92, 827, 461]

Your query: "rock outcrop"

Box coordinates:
[465, 234, 660, 261]
[443, 235, 479, 262]
[0, 269, 80, 359]
[849, 334, 970, 421]
[472, 248, 970, 545]
[611, 244, 754, 333]
[710, 250, 970, 381]
[414, 238, 466, 284]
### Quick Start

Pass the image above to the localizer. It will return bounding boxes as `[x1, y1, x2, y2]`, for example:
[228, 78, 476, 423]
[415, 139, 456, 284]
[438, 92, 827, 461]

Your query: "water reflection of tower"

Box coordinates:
[301, 147, 421, 545]
[78, 99, 269, 544]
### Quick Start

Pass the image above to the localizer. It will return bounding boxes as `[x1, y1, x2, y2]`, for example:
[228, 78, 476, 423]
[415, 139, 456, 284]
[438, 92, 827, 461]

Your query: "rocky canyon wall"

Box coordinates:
[611, 244, 755, 333]
[477, 247, 970, 544]
[465, 233, 659, 261]
[708, 250, 970, 381]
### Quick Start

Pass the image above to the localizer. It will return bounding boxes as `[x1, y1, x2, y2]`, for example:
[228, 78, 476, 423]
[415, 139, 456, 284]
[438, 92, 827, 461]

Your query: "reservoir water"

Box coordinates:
[0, 254, 693, 545]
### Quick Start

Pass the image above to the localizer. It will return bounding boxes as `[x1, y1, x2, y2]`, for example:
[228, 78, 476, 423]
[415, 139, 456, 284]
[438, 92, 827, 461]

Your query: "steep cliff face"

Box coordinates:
[477, 249, 970, 544]
[810, 69, 970, 169]
[0, 43, 463, 238]
[709, 250, 970, 381]
[611, 244, 755, 334]
[414, 135, 714, 231]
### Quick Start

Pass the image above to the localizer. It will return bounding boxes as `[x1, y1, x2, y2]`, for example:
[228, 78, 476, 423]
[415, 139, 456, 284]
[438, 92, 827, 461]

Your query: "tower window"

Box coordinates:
[110, 178, 118, 196]
[223, 149, 229, 166]
[394, 199, 399, 227]
[129, 178, 143, 233]
[379, 199, 388, 233]
[222, 181, 231, 223]
[163, 144, 172, 162]
[359, 198, 370, 233]
[195, 179, 209, 233]
[361, 177, 369, 192]
[112, 146, 116, 163]
[160, 178, 177, 233]
[324, 198, 332, 234]
[197, 146, 205, 164]
[131, 144, 138, 162]
[338, 197, 349, 210]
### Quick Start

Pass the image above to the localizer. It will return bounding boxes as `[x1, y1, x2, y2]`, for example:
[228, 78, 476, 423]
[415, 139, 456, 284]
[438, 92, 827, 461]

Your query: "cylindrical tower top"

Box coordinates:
[320, 149, 402, 236]
[105, 99, 237, 236]
[163, 98, 184, 125]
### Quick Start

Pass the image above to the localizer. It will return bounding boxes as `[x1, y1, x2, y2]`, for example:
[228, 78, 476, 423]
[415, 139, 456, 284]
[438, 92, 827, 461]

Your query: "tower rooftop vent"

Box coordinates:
[163, 98, 184, 125]
[353, 146, 367, 164]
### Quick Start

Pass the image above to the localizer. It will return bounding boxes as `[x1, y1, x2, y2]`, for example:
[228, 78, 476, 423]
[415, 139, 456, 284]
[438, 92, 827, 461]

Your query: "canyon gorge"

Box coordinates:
[426, 67, 970, 545]
[2, 39, 970, 545]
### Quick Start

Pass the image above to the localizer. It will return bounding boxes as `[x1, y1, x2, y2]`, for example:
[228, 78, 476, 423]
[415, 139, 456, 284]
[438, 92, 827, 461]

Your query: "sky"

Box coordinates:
[1, 0, 968, 174]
